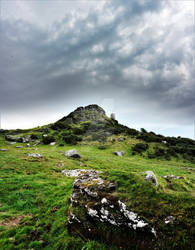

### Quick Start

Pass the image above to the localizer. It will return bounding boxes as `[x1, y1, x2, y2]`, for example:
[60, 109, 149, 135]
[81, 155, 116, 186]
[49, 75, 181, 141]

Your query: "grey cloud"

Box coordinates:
[0, 0, 194, 131]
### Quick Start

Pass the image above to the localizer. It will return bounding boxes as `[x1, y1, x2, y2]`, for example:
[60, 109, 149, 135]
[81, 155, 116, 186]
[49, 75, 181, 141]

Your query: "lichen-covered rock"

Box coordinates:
[65, 149, 81, 159]
[113, 151, 125, 157]
[144, 171, 158, 186]
[63, 169, 157, 249]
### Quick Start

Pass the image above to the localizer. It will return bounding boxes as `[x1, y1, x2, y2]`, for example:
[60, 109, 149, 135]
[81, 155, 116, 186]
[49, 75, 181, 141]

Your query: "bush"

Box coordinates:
[63, 134, 82, 145]
[42, 135, 55, 144]
[132, 143, 149, 153]
[30, 134, 39, 140]
[51, 122, 71, 130]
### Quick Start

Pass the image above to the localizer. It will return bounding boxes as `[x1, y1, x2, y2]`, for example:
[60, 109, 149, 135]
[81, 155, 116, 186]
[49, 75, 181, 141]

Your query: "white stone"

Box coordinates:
[101, 198, 107, 204]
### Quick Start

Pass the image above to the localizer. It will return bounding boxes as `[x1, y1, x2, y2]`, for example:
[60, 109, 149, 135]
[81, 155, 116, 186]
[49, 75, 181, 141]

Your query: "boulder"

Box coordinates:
[113, 151, 125, 157]
[0, 148, 8, 151]
[65, 149, 81, 159]
[27, 153, 43, 158]
[7, 142, 16, 145]
[50, 142, 56, 146]
[144, 171, 158, 186]
[63, 169, 157, 249]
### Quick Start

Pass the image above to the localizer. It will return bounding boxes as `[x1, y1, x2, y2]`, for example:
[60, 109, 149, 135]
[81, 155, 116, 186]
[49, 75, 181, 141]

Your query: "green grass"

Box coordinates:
[0, 133, 195, 249]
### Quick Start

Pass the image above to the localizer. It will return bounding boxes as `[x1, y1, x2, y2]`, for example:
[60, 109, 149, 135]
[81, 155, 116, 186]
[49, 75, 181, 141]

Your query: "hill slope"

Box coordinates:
[0, 105, 195, 249]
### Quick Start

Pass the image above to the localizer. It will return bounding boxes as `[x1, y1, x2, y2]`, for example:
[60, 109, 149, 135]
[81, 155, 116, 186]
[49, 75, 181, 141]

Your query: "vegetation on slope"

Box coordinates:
[0, 131, 195, 249]
[0, 105, 195, 249]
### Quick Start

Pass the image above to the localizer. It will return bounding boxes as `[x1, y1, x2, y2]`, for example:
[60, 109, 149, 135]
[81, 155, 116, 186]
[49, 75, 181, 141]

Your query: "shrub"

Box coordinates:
[30, 134, 39, 140]
[42, 135, 55, 144]
[132, 143, 149, 153]
[63, 134, 82, 145]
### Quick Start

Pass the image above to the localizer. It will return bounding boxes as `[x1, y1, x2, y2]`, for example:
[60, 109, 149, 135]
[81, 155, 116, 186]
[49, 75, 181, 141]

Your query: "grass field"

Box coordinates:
[0, 133, 195, 249]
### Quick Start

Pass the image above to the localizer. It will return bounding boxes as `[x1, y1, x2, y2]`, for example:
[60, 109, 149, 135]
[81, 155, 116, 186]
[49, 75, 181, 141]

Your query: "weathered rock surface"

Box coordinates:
[59, 104, 106, 124]
[113, 151, 125, 157]
[27, 153, 42, 158]
[144, 171, 158, 186]
[65, 149, 81, 159]
[63, 169, 157, 249]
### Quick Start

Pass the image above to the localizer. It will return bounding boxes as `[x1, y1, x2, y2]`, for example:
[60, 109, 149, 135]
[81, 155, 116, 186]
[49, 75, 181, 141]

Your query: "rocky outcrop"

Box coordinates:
[62, 169, 157, 249]
[5, 134, 34, 143]
[59, 105, 106, 124]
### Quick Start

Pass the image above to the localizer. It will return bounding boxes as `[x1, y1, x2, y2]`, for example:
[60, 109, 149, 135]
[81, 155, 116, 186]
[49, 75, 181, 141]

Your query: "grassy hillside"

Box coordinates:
[0, 129, 195, 249]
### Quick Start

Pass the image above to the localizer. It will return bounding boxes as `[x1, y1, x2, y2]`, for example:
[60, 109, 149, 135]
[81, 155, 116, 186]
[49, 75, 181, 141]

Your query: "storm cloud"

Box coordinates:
[0, 0, 194, 137]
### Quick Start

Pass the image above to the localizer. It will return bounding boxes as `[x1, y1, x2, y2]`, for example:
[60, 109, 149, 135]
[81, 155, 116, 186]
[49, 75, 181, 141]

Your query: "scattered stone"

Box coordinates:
[22, 135, 31, 143]
[27, 153, 43, 158]
[43, 134, 48, 138]
[144, 171, 158, 186]
[7, 142, 16, 145]
[64, 169, 156, 248]
[50, 142, 56, 146]
[118, 137, 125, 141]
[113, 151, 125, 157]
[16, 146, 24, 148]
[65, 149, 81, 159]
[27, 143, 30, 147]
[33, 140, 40, 146]
[165, 216, 175, 224]
[34, 148, 38, 151]
[0, 148, 8, 151]
[162, 175, 183, 180]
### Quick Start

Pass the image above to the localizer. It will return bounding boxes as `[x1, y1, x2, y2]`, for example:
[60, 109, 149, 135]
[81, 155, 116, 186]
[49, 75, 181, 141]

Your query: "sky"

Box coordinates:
[0, 0, 194, 138]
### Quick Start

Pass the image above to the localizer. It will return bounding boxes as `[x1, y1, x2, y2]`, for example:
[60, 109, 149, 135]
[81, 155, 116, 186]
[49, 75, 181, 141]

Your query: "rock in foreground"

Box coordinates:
[63, 169, 156, 249]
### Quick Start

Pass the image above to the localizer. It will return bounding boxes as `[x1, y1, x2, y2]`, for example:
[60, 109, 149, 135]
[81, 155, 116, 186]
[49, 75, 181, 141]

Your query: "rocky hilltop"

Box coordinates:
[59, 104, 107, 124]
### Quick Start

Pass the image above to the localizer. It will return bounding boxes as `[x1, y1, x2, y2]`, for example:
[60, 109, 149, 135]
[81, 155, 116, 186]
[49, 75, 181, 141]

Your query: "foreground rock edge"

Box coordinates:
[62, 169, 157, 249]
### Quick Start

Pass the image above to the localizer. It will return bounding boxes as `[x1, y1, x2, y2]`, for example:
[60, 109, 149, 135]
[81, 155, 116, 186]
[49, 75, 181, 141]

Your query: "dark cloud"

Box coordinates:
[0, 0, 194, 136]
